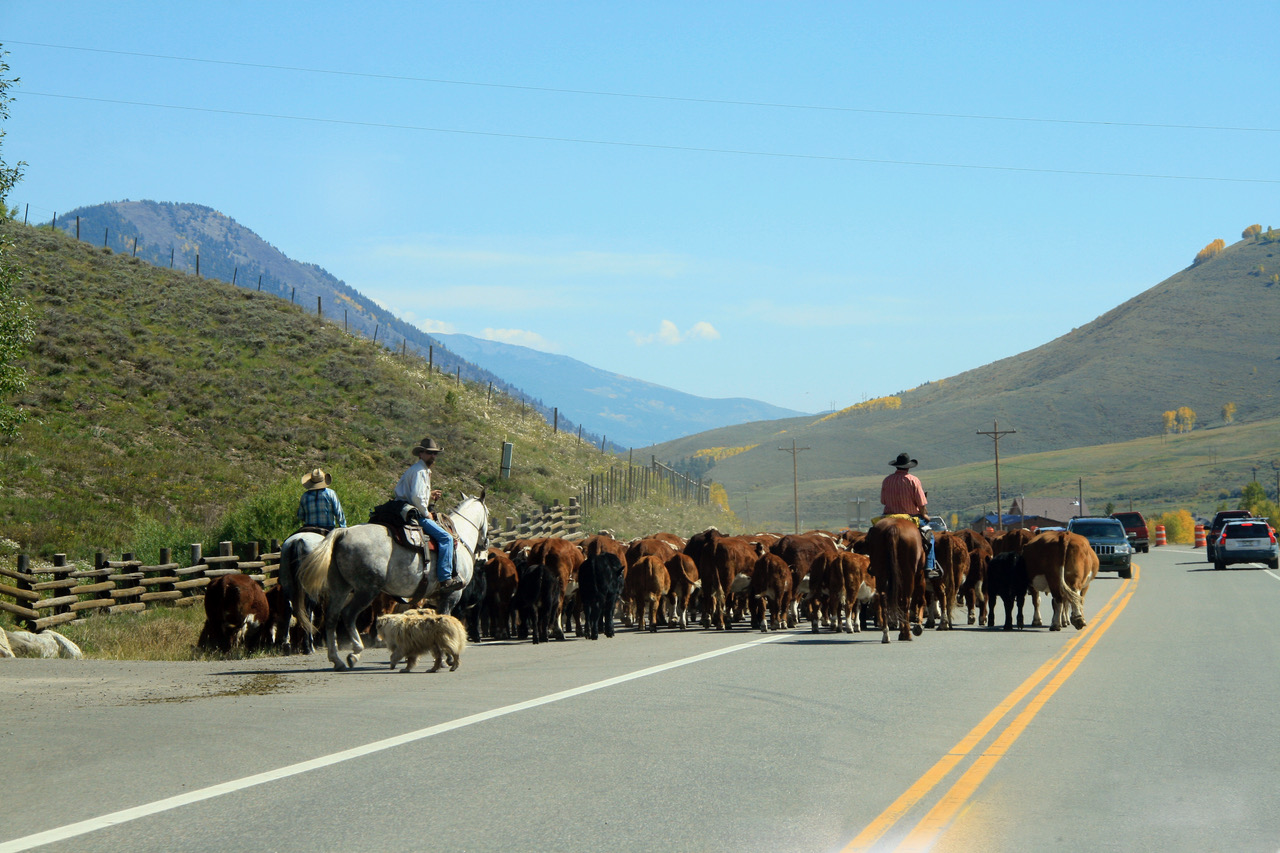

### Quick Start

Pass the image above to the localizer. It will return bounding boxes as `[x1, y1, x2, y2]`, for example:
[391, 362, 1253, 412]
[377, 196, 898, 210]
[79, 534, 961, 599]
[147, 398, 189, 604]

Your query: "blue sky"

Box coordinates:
[3, 2, 1277, 413]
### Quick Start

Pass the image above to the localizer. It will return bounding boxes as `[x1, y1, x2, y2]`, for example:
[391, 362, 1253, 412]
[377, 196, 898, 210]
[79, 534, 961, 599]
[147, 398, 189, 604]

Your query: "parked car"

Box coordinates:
[1110, 511, 1149, 553]
[1066, 516, 1133, 578]
[1212, 518, 1279, 570]
[925, 517, 949, 533]
[1207, 510, 1253, 562]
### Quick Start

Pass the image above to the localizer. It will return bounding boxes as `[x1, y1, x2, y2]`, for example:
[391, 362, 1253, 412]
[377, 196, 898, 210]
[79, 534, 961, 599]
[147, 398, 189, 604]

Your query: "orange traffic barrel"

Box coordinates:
[1193, 524, 1206, 548]
[1155, 525, 1167, 546]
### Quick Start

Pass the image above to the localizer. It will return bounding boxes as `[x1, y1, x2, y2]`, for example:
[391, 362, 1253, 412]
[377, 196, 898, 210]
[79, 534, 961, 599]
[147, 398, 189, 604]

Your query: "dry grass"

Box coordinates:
[52, 606, 207, 661]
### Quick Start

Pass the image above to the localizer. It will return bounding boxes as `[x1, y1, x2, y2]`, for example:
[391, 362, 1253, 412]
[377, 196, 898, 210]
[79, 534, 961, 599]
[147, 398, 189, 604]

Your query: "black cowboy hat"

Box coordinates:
[888, 452, 918, 469]
[412, 437, 442, 454]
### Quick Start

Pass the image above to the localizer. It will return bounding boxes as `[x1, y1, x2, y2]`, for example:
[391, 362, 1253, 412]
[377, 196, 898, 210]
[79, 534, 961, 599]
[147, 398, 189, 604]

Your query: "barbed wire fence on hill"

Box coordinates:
[14, 203, 632, 455]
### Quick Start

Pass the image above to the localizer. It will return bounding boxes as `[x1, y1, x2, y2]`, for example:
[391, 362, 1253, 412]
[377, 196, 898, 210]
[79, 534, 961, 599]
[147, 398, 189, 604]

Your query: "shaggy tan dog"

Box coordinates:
[376, 609, 467, 673]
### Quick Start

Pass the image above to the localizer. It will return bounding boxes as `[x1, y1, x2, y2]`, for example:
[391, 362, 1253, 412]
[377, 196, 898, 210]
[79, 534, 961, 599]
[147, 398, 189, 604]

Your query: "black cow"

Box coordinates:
[513, 563, 562, 645]
[577, 552, 626, 639]
[455, 564, 489, 643]
[986, 551, 1032, 631]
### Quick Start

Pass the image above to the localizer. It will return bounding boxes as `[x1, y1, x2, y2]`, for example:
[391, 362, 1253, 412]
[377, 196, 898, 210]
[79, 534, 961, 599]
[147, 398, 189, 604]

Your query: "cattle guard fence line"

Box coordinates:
[0, 501, 584, 633]
[582, 456, 711, 509]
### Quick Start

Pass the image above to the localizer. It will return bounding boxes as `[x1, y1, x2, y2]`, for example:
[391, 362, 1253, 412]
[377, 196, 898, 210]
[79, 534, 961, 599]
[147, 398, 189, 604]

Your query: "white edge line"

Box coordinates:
[0, 633, 788, 853]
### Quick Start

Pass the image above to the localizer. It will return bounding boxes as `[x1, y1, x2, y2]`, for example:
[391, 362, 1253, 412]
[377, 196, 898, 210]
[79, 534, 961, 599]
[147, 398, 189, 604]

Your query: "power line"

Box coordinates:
[7, 38, 1280, 134]
[23, 90, 1280, 185]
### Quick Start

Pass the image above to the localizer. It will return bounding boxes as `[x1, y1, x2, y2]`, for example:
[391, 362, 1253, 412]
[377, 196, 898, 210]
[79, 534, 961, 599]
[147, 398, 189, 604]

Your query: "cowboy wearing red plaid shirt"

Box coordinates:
[880, 453, 939, 579]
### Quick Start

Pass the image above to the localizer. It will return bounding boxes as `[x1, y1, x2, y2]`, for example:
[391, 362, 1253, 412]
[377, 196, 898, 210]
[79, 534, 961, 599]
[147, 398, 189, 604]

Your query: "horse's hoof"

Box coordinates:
[347, 652, 360, 668]
[912, 624, 923, 637]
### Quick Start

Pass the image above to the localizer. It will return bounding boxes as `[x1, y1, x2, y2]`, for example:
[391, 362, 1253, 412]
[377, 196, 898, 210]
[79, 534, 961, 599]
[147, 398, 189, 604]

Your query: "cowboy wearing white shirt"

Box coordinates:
[394, 437, 464, 592]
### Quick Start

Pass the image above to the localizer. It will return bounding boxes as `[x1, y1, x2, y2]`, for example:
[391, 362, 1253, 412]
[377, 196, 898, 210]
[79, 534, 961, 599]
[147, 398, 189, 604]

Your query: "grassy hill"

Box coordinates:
[0, 220, 730, 560]
[649, 229, 1280, 528]
[55, 201, 613, 448]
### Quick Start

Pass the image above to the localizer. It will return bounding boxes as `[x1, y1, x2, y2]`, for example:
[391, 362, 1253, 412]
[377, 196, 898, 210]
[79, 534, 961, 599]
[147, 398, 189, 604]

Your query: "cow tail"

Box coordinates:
[1057, 537, 1083, 615]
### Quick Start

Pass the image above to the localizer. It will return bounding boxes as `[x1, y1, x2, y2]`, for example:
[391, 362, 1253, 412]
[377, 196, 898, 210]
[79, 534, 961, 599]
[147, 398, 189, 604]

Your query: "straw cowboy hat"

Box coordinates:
[412, 437, 442, 455]
[301, 468, 332, 490]
[888, 453, 918, 469]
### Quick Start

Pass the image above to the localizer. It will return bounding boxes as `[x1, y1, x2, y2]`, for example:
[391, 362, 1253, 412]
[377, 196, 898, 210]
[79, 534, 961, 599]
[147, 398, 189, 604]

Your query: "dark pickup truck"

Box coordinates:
[1110, 511, 1149, 553]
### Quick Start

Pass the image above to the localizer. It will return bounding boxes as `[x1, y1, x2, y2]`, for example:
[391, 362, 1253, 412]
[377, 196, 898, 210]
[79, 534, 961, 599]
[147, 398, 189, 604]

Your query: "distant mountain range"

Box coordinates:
[432, 332, 805, 448]
[54, 201, 802, 448]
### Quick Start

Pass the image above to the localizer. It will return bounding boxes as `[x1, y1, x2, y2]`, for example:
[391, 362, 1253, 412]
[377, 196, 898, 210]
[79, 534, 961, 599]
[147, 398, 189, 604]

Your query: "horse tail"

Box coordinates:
[298, 528, 341, 599]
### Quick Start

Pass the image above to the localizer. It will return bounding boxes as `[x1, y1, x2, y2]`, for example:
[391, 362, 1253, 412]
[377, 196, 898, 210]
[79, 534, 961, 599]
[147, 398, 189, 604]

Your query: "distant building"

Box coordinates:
[1008, 497, 1088, 527]
[971, 497, 1088, 531]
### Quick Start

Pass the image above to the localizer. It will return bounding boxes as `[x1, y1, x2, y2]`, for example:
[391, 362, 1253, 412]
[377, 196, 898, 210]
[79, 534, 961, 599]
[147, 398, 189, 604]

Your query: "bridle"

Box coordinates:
[449, 498, 490, 562]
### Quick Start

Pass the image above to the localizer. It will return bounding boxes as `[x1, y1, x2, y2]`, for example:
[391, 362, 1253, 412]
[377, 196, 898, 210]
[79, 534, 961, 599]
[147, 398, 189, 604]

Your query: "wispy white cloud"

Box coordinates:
[482, 327, 560, 352]
[630, 319, 721, 346]
[419, 318, 456, 334]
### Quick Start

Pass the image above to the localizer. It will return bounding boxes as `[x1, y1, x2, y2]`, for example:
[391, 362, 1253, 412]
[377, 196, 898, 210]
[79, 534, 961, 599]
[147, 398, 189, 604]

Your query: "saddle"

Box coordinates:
[367, 500, 429, 551]
[367, 500, 460, 554]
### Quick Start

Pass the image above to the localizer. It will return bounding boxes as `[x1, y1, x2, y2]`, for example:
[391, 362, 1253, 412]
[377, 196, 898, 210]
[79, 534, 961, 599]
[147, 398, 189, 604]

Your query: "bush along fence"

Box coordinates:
[0, 502, 582, 631]
[582, 456, 711, 509]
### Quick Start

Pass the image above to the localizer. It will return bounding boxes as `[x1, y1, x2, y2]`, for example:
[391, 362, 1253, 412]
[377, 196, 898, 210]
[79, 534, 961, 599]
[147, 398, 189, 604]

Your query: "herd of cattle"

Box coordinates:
[197, 519, 1106, 655]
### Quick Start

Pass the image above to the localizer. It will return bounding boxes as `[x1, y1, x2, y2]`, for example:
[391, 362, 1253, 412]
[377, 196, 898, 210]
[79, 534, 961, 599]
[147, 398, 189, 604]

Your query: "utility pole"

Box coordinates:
[1272, 460, 1280, 502]
[778, 439, 810, 533]
[977, 421, 1016, 531]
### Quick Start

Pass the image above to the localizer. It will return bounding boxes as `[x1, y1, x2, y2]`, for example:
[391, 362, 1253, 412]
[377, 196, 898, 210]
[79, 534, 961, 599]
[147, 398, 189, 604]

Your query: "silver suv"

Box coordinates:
[1213, 519, 1279, 570]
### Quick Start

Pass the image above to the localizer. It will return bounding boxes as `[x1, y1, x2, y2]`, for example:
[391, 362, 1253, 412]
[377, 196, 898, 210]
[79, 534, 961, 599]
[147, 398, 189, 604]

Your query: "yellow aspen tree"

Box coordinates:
[1176, 406, 1197, 433]
[1222, 402, 1236, 423]
[1162, 410, 1177, 434]
[1243, 224, 1262, 239]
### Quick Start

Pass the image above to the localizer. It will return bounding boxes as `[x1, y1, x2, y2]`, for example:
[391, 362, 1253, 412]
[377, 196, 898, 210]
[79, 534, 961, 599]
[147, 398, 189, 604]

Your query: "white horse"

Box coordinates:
[296, 491, 489, 670]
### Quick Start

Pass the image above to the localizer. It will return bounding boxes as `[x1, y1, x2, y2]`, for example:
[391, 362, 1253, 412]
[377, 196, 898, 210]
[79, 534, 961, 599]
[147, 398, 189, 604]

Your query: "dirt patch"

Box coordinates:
[132, 672, 296, 704]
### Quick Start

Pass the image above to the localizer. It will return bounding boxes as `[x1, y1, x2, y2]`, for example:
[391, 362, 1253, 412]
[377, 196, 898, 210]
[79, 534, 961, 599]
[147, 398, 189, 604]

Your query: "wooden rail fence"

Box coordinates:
[0, 541, 282, 633]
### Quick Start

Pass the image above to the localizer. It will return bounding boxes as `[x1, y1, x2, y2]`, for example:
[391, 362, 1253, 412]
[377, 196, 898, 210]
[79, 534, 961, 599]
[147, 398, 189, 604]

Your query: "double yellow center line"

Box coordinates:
[842, 566, 1140, 852]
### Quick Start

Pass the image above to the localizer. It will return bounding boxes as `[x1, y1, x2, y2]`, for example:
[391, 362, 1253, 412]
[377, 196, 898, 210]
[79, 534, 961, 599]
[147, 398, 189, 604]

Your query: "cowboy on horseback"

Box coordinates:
[297, 467, 347, 533]
[880, 452, 940, 579]
[395, 437, 465, 593]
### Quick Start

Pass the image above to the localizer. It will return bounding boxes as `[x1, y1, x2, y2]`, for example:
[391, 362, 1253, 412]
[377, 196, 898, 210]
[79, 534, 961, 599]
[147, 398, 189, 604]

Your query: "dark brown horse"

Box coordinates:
[864, 516, 926, 643]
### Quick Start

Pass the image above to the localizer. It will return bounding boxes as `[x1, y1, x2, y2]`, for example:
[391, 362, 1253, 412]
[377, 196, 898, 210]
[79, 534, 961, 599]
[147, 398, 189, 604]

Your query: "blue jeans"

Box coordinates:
[419, 517, 455, 581]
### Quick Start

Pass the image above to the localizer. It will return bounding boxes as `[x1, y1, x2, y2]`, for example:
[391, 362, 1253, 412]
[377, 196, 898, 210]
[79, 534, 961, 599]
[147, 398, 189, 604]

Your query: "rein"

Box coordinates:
[449, 500, 489, 561]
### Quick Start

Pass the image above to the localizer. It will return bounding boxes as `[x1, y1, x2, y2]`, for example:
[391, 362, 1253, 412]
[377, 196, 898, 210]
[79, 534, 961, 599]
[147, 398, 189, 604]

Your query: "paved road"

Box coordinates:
[1, 544, 1277, 852]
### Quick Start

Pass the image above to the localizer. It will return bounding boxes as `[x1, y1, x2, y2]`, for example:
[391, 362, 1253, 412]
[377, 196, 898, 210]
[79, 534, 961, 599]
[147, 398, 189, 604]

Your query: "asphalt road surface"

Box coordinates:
[2, 544, 1277, 853]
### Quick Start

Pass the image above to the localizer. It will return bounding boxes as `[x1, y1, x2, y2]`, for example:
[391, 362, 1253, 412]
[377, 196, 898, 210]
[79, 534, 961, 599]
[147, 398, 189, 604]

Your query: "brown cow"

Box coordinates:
[771, 533, 838, 628]
[705, 536, 758, 630]
[625, 554, 670, 632]
[821, 550, 875, 633]
[1020, 530, 1096, 631]
[199, 573, 270, 653]
[804, 551, 835, 632]
[582, 531, 629, 564]
[955, 528, 993, 626]
[664, 552, 700, 630]
[483, 549, 519, 639]
[749, 545, 793, 632]
[864, 516, 925, 643]
[527, 537, 585, 640]
[917, 532, 969, 631]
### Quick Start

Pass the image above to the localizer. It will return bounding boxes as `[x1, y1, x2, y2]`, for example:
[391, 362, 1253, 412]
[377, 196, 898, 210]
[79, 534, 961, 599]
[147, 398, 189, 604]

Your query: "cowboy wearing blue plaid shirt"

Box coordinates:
[298, 468, 347, 531]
